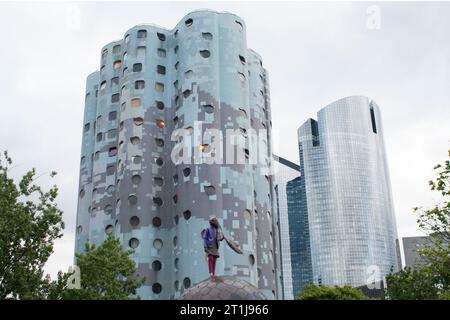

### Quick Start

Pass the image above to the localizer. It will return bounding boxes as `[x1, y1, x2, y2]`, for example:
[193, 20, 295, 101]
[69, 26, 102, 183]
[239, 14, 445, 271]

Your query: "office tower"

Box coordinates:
[75, 10, 279, 299]
[287, 175, 313, 297]
[402, 236, 448, 268]
[297, 96, 401, 288]
[273, 155, 300, 299]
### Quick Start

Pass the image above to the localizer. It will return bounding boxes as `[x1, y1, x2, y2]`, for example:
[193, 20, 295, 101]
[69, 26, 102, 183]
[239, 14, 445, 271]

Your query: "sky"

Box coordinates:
[0, 1, 449, 278]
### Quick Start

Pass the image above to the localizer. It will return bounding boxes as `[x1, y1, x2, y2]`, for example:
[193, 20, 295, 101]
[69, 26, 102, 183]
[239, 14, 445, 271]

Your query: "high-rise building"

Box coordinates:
[296, 96, 401, 288]
[75, 10, 279, 300]
[273, 155, 300, 300]
[287, 174, 313, 297]
[403, 236, 448, 268]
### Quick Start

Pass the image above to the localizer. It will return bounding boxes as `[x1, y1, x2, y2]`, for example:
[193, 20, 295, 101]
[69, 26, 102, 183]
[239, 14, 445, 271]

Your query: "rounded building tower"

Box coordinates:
[297, 96, 401, 288]
[75, 10, 279, 300]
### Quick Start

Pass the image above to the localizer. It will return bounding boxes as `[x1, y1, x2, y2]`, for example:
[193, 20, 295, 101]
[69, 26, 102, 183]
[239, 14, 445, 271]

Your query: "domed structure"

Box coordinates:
[179, 276, 267, 300]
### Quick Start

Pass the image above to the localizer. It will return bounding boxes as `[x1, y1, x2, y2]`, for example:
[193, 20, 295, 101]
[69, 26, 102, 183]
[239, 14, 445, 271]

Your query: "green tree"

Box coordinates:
[296, 284, 368, 300]
[385, 267, 440, 300]
[385, 148, 450, 300]
[414, 149, 450, 295]
[0, 151, 64, 299]
[58, 236, 145, 300]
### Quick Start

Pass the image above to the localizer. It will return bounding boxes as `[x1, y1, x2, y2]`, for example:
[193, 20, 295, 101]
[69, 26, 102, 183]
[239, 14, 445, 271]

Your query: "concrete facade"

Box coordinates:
[75, 10, 279, 300]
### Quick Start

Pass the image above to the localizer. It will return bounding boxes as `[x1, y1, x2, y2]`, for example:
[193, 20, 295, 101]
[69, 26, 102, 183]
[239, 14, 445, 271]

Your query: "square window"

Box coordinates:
[133, 63, 142, 72]
[157, 48, 166, 58]
[135, 80, 145, 90]
[111, 77, 119, 86]
[155, 82, 164, 92]
[113, 45, 121, 54]
[109, 111, 117, 121]
[131, 98, 141, 107]
[137, 29, 147, 38]
[157, 65, 166, 75]
[137, 46, 146, 56]
[111, 93, 120, 103]
[113, 60, 122, 69]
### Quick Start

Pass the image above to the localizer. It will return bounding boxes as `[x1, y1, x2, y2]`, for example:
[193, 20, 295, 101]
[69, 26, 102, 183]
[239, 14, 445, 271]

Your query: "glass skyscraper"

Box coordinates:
[297, 96, 401, 288]
[287, 175, 313, 297]
[273, 155, 300, 300]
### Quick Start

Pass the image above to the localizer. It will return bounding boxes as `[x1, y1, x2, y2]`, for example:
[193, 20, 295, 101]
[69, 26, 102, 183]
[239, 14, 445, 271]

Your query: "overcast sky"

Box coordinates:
[0, 1, 449, 278]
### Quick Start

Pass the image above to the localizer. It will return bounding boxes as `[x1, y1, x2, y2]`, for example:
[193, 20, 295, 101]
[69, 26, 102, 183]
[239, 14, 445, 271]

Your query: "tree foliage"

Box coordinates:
[58, 236, 145, 300]
[386, 148, 450, 300]
[296, 284, 368, 300]
[0, 151, 64, 299]
[385, 267, 441, 300]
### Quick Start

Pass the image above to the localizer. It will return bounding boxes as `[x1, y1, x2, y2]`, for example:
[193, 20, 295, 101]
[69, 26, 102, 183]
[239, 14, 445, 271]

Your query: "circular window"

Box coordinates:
[153, 197, 163, 207]
[104, 204, 113, 215]
[157, 32, 166, 41]
[174, 215, 179, 225]
[172, 194, 178, 204]
[106, 185, 115, 194]
[130, 216, 140, 227]
[128, 194, 137, 205]
[155, 157, 164, 166]
[155, 138, 164, 147]
[132, 174, 141, 185]
[249, 254, 255, 266]
[183, 89, 191, 98]
[202, 104, 214, 114]
[130, 136, 140, 145]
[239, 55, 246, 65]
[152, 283, 162, 294]
[152, 217, 162, 227]
[152, 260, 162, 271]
[185, 127, 194, 135]
[105, 224, 114, 235]
[199, 50, 210, 58]
[244, 209, 252, 220]
[153, 238, 163, 250]
[185, 70, 193, 79]
[79, 189, 85, 198]
[235, 20, 243, 31]
[133, 117, 144, 126]
[183, 277, 191, 289]
[239, 108, 247, 118]
[154, 177, 164, 186]
[185, 18, 193, 27]
[175, 257, 179, 269]
[183, 167, 191, 177]
[173, 236, 178, 247]
[76, 225, 82, 234]
[183, 210, 191, 220]
[204, 185, 216, 196]
[155, 119, 165, 128]
[238, 72, 246, 82]
[156, 101, 165, 110]
[129, 237, 140, 249]
[202, 32, 213, 40]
